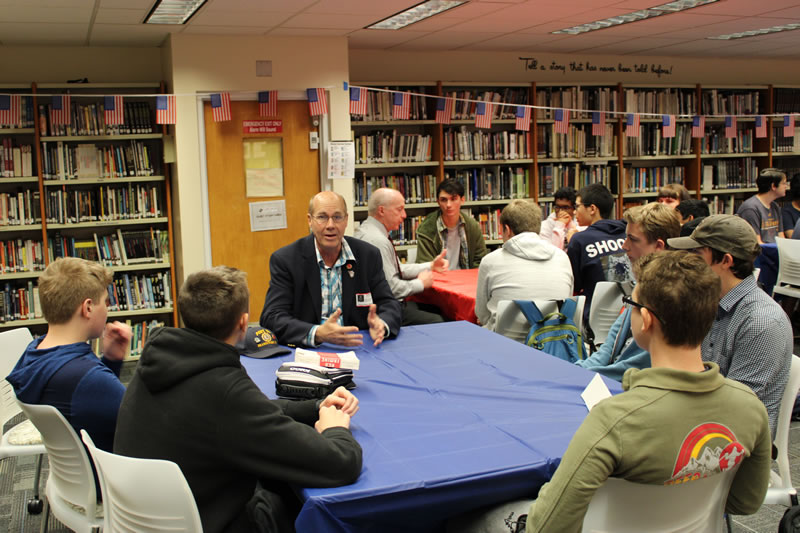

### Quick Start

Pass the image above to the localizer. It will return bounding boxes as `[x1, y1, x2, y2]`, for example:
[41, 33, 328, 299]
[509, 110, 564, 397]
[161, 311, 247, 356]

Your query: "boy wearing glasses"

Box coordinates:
[260, 191, 401, 347]
[668, 214, 791, 435]
[576, 203, 680, 380]
[539, 187, 583, 251]
[452, 252, 771, 532]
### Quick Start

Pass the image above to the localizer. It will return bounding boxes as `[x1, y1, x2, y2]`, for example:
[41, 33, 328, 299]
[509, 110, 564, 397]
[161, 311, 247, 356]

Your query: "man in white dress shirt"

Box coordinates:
[354, 188, 449, 325]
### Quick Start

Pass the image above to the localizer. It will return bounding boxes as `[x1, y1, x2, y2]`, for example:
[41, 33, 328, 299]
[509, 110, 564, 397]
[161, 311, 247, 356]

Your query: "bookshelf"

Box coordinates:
[0, 82, 178, 360]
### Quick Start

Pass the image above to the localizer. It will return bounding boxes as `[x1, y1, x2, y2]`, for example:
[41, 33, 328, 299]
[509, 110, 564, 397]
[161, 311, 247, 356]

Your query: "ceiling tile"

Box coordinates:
[188, 10, 290, 27]
[391, 31, 505, 51]
[98, 0, 155, 7]
[0, 22, 88, 44]
[94, 9, 145, 25]
[458, 32, 567, 51]
[89, 23, 180, 46]
[202, 0, 316, 10]
[0, 0, 94, 6]
[180, 25, 267, 35]
[305, 0, 419, 16]
[0, 5, 93, 23]
[268, 27, 352, 37]
[282, 13, 381, 30]
[347, 29, 429, 49]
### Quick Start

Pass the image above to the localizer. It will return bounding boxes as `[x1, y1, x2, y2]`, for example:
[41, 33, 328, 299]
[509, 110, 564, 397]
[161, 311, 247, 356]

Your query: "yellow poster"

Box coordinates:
[243, 138, 283, 197]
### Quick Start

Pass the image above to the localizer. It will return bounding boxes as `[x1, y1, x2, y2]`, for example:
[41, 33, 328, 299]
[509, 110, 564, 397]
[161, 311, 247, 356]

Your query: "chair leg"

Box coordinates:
[27, 454, 44, 514]
[39, 496, 49, 533]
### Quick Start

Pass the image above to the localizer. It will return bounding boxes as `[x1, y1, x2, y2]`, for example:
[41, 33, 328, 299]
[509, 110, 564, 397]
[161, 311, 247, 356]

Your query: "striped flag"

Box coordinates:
[156, 95, 176, 125]
[0, 94, 21, 126]
[258, 91, 278, 117]
[755, 115, 767, 138]
[104, 95, 124, 126]
[784, 115, 795, 138]
[392, 91, 410, 120]
[692, 116, 705, 138]
[306, 88, 327, 116]
[50, 95, 71, 125]
[625, 113, 640, 137]
[591, 111, 605, 136]
[475, 101, 492, 129]
[554, 109, 569, 134]
[211, 92, 231, 122]
[662, 115, 676, 138]
[349, 87, 367, 115]
[725, 116, 736, 139]
[515, 105, 531, 132]
[435, 97, 453, 125]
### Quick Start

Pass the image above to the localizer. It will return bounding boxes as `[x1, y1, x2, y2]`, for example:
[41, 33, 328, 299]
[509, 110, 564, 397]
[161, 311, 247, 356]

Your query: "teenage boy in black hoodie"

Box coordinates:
[566, 183, 632, 321]
[114, 266, 363, 533]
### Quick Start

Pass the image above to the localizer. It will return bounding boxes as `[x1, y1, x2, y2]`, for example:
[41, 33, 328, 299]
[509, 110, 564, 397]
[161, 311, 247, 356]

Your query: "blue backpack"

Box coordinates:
[514, 299, 584, 363]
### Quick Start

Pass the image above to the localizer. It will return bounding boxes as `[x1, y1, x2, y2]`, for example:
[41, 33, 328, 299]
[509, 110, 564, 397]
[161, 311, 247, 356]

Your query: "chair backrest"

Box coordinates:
[582, 466, 739, 533]
[775, 237, 800, 289]
[588, 281, 631, 345]
[80, 430, 203, 533]
[0, 327, 33, 427]
[17, 401, 98, 518]
[767, 354, 800, 505]
[495, 296, 585, 344]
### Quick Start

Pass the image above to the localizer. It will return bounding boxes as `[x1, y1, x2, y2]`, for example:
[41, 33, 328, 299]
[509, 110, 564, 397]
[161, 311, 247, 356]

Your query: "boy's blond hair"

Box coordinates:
[178, 266, 249, 341]
[623, 203, 681, 245]
[38, 257, 113, 324]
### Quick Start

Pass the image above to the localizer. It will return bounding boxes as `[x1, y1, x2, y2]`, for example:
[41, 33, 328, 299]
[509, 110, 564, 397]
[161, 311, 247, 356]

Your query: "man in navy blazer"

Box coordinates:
[260, 191, 402, 347]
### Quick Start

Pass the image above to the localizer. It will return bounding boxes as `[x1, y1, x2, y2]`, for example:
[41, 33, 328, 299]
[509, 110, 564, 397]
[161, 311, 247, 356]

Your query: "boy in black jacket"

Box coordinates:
[115, 266, 362, 533]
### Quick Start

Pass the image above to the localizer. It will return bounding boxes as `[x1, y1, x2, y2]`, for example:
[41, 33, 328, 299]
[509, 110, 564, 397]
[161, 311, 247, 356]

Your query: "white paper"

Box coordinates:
[581, 373, 613, 411]
[249, 200, 287, 232]
[295, 347, 360, 370]
[327, 141, 355, 180]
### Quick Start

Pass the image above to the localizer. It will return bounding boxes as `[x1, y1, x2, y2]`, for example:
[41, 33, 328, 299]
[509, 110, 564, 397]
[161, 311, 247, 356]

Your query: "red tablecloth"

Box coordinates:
[408, 268, 479, 323]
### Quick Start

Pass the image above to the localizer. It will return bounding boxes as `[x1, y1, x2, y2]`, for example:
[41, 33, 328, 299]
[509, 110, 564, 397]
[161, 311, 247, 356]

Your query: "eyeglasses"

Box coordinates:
[621, 295, 662, 324]
[312, 214, 346, 224]
[553, 205, 574, 212]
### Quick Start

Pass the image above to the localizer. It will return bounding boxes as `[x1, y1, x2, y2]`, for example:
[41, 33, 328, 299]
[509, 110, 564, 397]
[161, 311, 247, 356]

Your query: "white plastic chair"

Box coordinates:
[17, 401, 102, 533]
[0, 328, 46, 514]
[588, 281, 632, 346]
[81, 429, 203, 533]
[405, 246, 417, 264]
[495, 296, 585, 344]
[763, 354, 800, 507]
[773, 237, 800, 299]
[582, 466, 740, 533]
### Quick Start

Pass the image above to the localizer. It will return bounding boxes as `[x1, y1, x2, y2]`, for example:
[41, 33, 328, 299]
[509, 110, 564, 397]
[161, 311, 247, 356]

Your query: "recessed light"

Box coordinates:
[367, 0, 468, 30]
[707, 23, 800, 40]
[552, 0, 718, 35]
[144, 0, 208, 25]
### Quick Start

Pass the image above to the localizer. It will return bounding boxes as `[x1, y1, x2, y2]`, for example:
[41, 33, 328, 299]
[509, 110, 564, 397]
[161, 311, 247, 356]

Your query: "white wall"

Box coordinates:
[165, 34, 351, 282]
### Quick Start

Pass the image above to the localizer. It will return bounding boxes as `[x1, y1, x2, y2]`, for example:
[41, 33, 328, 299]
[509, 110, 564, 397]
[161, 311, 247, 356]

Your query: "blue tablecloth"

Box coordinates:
[241, 321, 622, 533]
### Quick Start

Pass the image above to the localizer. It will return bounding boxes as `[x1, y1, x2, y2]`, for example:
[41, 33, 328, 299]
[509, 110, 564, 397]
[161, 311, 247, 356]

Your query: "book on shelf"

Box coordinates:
[39, 100, 155, 137]
[623, 88, 696, 115]
[1, 238, 45, 273]
[354, 173, 438, 207]
[1, 280, 40, 322]
[0, 189, 41, 226]
[116, 227, 169, 264]
[1, 138, 34, 178]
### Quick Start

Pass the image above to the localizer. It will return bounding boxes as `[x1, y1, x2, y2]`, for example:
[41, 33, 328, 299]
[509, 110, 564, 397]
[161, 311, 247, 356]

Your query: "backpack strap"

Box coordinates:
[514, 300, 544, 326]
[559, 298, 577, 320]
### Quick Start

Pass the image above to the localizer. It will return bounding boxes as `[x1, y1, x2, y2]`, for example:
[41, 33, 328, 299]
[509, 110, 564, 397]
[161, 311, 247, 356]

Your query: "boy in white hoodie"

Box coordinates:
[475, 200, 574, 330]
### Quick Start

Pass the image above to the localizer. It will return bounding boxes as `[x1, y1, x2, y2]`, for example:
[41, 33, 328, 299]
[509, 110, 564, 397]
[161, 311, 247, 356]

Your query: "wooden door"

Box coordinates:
[204, 100, 319, 321]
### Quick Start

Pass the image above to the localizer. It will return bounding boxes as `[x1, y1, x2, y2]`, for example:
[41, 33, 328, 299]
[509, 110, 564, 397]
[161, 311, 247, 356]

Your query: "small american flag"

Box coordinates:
[349, 87, 367, 115]
[0, 94, 21, 126]
[211, 92, 231, 122]
[725, 116, 736, 139]
[307, 88, 328, 116]
[755, 115, 767, 138]
[258, 91, 278, 117]
[104, 95, 124, 126]
[475, 101, 492, 129]
[625, 113, 640, 137]
[50, 95, 71, 126]
[435, 97, 453, 125]
[662, 115, 676, 138]
[554, 109, 569, 134]
[784, 115, 795, 138]
[392, 92, 411, 120]
[515, 105, 531, 132]
[156, 95, 176, 125]
[591, 111, 605, 136]
[692, 116, 705, 138]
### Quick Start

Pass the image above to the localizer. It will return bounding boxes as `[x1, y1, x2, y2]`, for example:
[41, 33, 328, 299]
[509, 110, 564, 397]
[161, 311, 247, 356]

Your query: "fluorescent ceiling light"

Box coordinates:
[144, 0, 207, 25]
[367, 0, 467, 30]
[707, 23, 800, 40]
[552, 0, 718, 35]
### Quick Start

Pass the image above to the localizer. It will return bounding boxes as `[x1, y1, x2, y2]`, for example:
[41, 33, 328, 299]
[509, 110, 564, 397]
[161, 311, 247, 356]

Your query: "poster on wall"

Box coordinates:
[243, 138, 283, 197]
[249, 200, 287, 232]
[327, 140, 355, 180]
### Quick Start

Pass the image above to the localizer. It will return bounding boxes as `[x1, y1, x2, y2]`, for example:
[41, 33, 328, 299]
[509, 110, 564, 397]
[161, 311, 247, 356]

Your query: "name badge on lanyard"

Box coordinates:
[356, 292, 373, 307]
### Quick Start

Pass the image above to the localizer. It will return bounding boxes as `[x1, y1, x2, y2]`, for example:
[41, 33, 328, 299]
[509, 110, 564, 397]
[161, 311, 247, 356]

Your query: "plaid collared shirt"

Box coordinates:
[305, 238, 357, 346]
[701, 275, 792, 436]
[435, 212, 469, 270]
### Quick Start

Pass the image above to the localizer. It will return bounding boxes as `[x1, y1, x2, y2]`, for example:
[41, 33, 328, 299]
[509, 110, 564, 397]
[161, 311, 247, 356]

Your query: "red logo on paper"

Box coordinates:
[317, 352, 342, 368]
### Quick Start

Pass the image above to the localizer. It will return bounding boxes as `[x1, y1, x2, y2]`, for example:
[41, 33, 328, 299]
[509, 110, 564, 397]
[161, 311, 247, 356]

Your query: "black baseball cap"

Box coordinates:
[236, 326, 290, 359]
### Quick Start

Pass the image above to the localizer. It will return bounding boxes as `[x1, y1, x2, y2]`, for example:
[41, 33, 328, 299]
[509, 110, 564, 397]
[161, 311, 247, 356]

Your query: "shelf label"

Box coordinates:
[242, 120, 282, 134]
